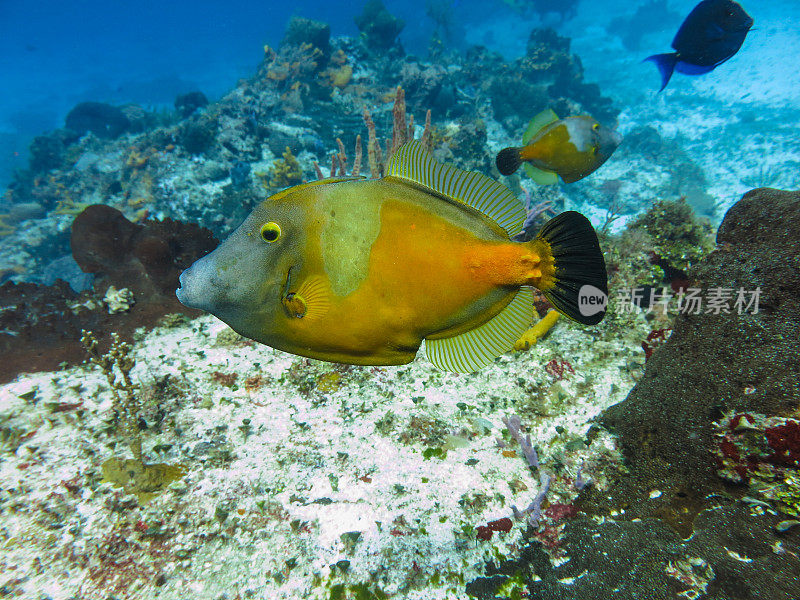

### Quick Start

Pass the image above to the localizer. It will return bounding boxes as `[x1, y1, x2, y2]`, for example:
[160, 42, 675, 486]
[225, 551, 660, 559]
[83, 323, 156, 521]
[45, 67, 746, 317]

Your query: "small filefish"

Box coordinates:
[177, 141, 607, 373]
[646, 0, 753, 91]
[495, 109, 621, 185]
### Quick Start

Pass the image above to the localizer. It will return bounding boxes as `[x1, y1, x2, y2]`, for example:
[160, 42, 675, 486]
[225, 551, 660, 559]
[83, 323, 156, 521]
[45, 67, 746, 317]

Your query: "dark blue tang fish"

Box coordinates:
[646, 0, 753, 91]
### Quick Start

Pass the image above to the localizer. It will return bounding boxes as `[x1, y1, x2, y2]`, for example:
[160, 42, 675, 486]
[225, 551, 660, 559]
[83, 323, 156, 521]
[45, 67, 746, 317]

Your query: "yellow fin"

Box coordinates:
[386, 140, 527, 237]
[523, 163, 560, 185]
[522, 109, 559, 145]
[514, 309, 561, 351]
[425, 288, 535, 372]
[284, 275, 331, 322]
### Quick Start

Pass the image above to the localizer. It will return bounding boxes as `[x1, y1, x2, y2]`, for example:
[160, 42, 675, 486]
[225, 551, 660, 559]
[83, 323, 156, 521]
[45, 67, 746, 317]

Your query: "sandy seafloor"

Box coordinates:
[1, 310, 642, 599]
[1, 1, 800, 598]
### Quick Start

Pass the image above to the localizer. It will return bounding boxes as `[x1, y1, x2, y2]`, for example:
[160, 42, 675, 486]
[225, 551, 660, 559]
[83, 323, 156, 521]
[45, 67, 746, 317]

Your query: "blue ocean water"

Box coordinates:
[0, 0, 461, 184]
[2, 0, 798, 194]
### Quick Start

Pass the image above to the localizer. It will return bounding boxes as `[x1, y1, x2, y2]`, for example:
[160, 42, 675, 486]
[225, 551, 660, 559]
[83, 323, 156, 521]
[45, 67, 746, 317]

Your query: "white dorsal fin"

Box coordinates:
[522, 109, 560, 145]
[386, 140, 527, 237]
[424, 288, 535, 373]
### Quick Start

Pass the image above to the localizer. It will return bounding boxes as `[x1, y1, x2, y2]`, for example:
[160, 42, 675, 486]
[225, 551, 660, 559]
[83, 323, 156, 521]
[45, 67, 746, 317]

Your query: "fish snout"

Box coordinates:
[175, 264, 199, 308]
[175, 257, 220, 312]
[597, 127, 623, 158]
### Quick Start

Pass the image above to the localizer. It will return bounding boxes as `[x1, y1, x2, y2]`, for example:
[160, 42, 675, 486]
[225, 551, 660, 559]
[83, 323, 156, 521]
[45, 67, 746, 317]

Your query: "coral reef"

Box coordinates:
[65, 101, 131, 139]
[555, 188, 800, 598]
[479, 28, 618, 130]
[177, 115, 219, 155]
[628, 196, 716, 283]
[0, 5, 797, 598]
[0, 206, 217, 383]
[464, 189, 800, 600]
[71, 204, 217, 304]
[174, 91, 209, 118]
[283, 16, 332, 64]
[268, 147, 304, 188]
[0, 11, 622, 281]
[355, 0, 405, 52]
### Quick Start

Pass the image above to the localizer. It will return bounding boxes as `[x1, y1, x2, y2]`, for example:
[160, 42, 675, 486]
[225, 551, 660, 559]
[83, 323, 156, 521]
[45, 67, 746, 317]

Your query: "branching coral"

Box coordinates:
[362, 87, 432, 178]
[314, 136, 363, 179]
[261, 43, 323, 91]
[81, 330, 142, 459]
[269, 147, 304, 188]
[312, 87, 433, 180]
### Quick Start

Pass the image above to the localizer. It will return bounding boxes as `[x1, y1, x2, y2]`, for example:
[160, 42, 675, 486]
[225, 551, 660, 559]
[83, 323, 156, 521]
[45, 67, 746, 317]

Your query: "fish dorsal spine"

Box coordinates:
[385, 140, 527, 238]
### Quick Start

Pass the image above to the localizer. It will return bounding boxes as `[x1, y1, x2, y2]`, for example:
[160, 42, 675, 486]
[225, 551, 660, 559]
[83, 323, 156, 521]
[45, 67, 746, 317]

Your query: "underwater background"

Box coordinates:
[1, 0, 799, 598]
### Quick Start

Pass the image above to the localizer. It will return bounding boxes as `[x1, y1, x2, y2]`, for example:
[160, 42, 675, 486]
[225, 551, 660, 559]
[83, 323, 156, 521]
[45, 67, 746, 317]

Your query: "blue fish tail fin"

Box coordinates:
[644, 53, 678, 92]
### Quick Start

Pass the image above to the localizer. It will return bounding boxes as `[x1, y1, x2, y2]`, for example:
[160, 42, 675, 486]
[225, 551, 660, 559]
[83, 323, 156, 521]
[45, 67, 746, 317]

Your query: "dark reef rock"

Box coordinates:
[282, 16, 331, 64]
[28, 130, 73, 173]
[174, 91, 209, 118]
[178, 115, 218, 155]
[399, 60, 463, 117]
[0, 280, 87, 383]
[597, 188, 800, 530]
[466, 189, 800, 599]
[71, 204, 218, 302]
[65, 102, 130, 139]
[354, 0, 405, 52]
[527, 0, 579, 22]
[0, 207, 218, 383]
[508, 505, 798, 600]
[485, 29, 618, 129]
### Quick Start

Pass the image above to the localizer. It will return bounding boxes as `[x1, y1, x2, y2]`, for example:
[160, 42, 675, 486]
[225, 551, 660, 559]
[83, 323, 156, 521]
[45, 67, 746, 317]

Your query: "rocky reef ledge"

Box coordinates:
[513, 189, 800, 600]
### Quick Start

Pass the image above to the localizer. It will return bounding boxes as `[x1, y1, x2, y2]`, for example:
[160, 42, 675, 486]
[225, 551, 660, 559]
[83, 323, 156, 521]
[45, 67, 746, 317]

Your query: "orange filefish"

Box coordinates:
[176, 141, 607, 372]
[496, 109, 621, 184]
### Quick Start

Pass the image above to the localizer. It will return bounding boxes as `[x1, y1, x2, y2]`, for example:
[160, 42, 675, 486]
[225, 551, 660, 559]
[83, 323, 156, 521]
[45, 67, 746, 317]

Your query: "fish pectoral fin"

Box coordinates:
[282, 275, 331, 321]
[523, 163, 560, 185]
[424, 288, 535, 373]
[522, 109, 560, 145]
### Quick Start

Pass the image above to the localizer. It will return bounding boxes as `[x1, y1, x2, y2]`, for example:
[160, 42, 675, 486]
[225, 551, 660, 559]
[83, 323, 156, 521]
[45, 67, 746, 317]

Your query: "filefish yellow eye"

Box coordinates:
[260, 222, 281, 242]
[592, 123, 600, 131]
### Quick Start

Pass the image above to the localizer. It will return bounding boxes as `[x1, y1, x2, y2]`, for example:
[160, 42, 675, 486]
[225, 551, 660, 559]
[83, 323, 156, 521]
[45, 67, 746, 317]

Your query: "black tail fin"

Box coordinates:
[535, 211, 608, 325]
[496, 147, 522, 176]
